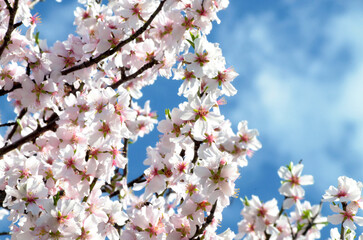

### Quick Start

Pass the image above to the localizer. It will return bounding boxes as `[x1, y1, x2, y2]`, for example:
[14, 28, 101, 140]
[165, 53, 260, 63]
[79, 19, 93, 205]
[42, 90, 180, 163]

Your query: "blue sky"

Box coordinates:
[1, 0, 363, 238]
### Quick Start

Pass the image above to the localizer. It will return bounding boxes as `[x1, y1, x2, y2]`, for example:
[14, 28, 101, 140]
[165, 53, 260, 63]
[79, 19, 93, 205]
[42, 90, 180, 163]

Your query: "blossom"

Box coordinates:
[327, 202, 363, 230]
[278, 162, 314, 198]
[180, 95, 223, 140]
[323, 176, 362, 203]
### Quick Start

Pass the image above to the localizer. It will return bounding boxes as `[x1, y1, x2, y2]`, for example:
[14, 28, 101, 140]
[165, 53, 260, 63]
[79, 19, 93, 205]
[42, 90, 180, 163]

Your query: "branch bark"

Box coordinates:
[0, 82, 21, 97]
[110, 58, 158, 89]
[189, 201, 218, 240]
[5, 108, 27, 144]
[0, 112, 58, 157]
[0, 0, 20, 58]
[60, 0, 166, 76]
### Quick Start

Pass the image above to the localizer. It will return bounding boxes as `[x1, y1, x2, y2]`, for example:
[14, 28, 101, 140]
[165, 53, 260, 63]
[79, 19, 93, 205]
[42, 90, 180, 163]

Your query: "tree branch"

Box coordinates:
[108, 173, 146, 198]
[5, 108, 27, 143]
[0, 112, 58, 158]
[60, 0, 166, 76]
[127, 173, 145, 188]
[0, 122, 15, 127]
[189, 201, 218, 240]
[0, 0, 20, 58]
[82, 177, 98, 202]
[0, 82, 21, 97]
[301, 201, 324, 236]
[110, 58, 158, 89]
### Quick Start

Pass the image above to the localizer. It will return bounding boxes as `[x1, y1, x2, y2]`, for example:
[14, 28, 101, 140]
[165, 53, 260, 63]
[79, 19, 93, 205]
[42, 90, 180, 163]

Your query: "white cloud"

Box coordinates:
[215, 1, 363, 192]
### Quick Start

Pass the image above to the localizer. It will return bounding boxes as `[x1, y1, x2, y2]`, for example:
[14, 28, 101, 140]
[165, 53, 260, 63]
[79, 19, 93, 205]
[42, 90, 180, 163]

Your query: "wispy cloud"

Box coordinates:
[215, 1, 363, 193]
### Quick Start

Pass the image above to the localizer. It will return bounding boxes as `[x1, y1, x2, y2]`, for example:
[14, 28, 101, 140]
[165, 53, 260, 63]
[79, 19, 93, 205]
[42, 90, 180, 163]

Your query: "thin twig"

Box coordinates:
[0, 82, 21, 97]
[301, 201, 324, 236]
[108, 173, 146, 198]
[60, 0, 166, 76]
[340, 202, 347, 240]
[190, 140, 202, 173]
[110, 58, 158, 89]
[5, 108, 27, 143]
[0, 112, 58, 157]
[0, 0, 20, 58]
[127, 173, 145, 188]
[189, 201, 218, 240]
[82, 177, 98, 202]
[0, 122, 16, 127]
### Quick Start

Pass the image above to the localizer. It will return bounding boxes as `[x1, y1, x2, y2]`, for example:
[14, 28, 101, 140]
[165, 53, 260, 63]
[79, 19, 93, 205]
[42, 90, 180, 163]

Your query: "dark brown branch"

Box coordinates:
[0, 190, 9, 210]
[110, 58, 158, 89]
[5, 108, 27, 143]
[0, 232, 9, 236]
[0, 122, 15, 127]
[189, 201, 218, 240]
[0, 82, 22, 97]
[82, 177, 98, 202]
[0, 0, 20, 58]
[0, 112, 58, 157]
[108, 173, 146, 198]
[301, 201, 324, 236]
[127, 173, 145, 188]
[190, 140, 202, 173]
[13, 21, 22, 28]
[60, 0, 166, 76]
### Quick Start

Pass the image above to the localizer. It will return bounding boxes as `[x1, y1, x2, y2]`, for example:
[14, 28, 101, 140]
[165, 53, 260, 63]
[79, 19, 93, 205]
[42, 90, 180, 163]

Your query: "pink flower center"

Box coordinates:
[183, 70, 195, 80]
[182, 17, 194, 29]
[0, 69, 12, 80]
[240, 134, 249, 143]
[195, 52, 209, 66]
[30, 13, 41, 25]
[82, 11, 90, 19]
[343, 210, 354, 220]
[132, 4, 141, 15]
[111, 147, 120, 159]
[147, 221, 164, 236]
[337, 190, 347, 198]
[99, 122, 111, 137]
[186, 184, 197, 195]
[290, 175, 300, 185]
[65, 158, 75, 168]
[258, 206, 267, 217]
[20, 169, 31, 178]
[64, 56, 76, 67]
[195, 107, 209, 120]
[205, 134, 216, 145]
[177, 162, 187, 173]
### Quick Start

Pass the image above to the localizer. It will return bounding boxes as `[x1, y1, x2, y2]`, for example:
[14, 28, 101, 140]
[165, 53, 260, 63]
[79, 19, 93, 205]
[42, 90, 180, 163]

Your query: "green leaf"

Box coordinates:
[16, 119, 23, 130]
[34, 31, 40, 45]
[165, 108, 171, 119]
[186, 39, 195, 49]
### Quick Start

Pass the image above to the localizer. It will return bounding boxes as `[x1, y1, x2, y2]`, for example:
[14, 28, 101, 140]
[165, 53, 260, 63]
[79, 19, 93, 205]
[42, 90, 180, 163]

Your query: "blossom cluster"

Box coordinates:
[236, 162, 327, 240]
[0, 0, 264, 239]
[323, 176, 363, 240]
[1, 0, 363, 239]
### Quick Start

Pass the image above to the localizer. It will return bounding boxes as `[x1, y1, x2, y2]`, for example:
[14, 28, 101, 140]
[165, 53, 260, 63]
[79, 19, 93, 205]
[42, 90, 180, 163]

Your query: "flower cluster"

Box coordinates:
[236, 162, 326, 240]
[324, 176, 363, 239]
[0, 0, 263, 239]
[1, 0, 363, 239]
